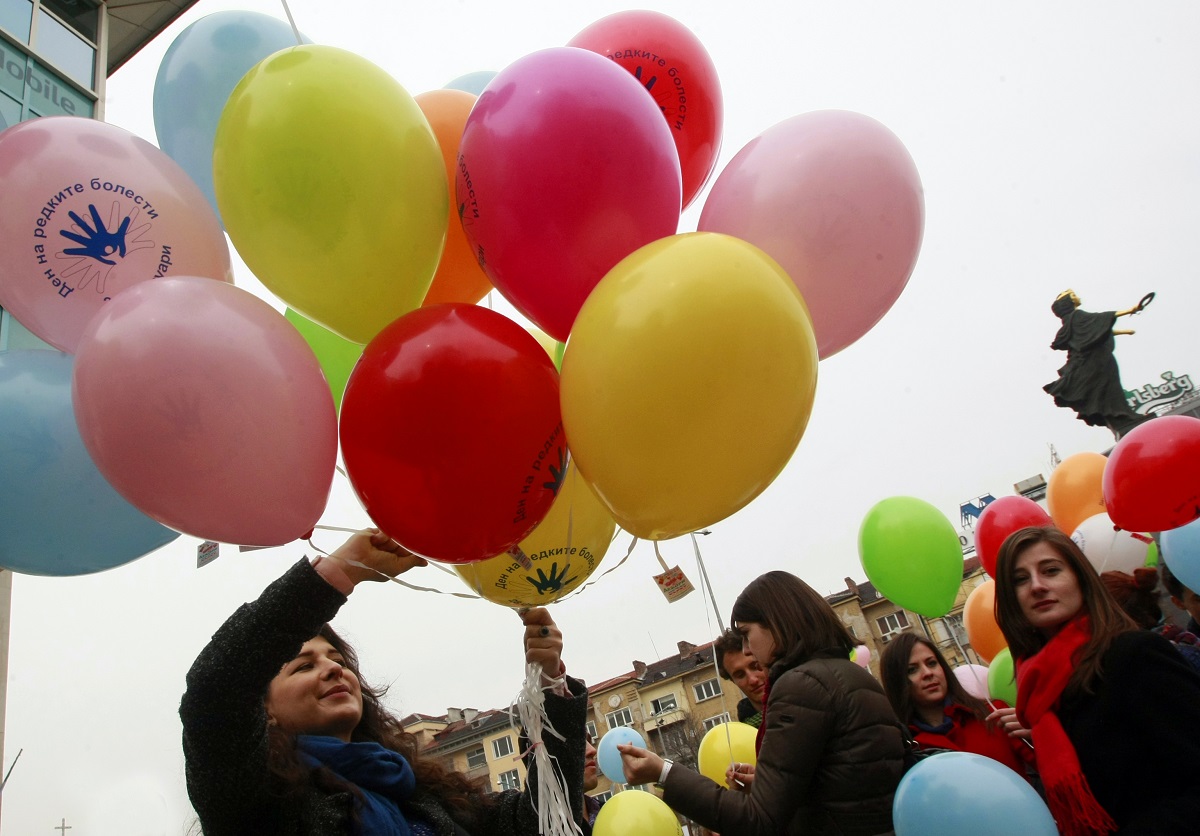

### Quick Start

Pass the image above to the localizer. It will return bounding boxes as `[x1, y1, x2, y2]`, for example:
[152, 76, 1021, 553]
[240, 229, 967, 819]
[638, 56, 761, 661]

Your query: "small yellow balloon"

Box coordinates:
[561, 232, 818, 540]
[214, 45, 448, 343]
[593, 789, 682, 836]
[456, 463, 614, 606]
[697, 721, 758, 786]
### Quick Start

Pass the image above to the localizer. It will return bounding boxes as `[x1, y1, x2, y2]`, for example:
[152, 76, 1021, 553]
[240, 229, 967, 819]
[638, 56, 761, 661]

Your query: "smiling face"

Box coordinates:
[266, 636, 364, 742]
[906, 642, 947, 710]
[737, 622, 779, 668]
[1013, 542, 1085, 636]
[722, 649, 767, 704]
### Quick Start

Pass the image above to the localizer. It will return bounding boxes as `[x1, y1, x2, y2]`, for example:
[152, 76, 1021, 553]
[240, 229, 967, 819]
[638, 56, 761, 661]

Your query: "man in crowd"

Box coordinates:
[714, 628, 766, 728]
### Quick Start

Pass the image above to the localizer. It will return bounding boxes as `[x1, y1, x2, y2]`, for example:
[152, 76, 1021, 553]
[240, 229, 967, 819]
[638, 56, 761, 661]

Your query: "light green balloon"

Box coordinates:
[988, 647, 1017, 706]
[285, 308, 363, 413]
[858, 496, 962, 617]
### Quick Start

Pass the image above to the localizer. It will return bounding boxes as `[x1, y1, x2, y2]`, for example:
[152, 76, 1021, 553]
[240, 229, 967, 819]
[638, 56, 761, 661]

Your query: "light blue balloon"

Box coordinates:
[1161, 517, 1200, 594]
[153, 11, 308, 224]
[0, 350, 180, 576]
[444, 71, 497, 96]
[597, 726, 646, 784]
[894, 751, 1056, 836]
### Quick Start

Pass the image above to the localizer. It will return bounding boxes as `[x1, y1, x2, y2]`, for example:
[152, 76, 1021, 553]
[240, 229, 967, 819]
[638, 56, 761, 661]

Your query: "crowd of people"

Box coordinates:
[181, 525, 1200, 835]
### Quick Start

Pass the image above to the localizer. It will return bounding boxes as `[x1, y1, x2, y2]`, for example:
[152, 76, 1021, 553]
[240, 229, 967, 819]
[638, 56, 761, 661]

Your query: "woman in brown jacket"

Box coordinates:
[620, 571, 905, 835]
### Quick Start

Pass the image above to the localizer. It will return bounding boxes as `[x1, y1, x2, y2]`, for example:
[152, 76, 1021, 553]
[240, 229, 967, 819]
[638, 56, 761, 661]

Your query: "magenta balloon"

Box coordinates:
[699, 110, 924, 359]
[456, 47, 681, 341]
[72, 277, 337, 546]
[0, 116, 233, 353]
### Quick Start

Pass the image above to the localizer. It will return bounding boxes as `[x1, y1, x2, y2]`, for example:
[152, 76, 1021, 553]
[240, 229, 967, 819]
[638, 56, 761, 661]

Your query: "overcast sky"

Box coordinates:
[5, 1, 1200, 832]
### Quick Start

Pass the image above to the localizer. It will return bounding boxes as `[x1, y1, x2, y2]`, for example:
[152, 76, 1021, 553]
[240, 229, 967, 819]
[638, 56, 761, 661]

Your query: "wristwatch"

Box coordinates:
[655, 758, 673, 789]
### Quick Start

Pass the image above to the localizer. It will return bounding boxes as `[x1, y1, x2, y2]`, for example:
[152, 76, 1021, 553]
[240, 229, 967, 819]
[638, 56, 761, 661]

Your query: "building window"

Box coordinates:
[592, 790, 612, 804]
[466, 746, 486, 769]
[492, 735, 514, 759]
[1, 0, 33, 42]
[585, 720, 597, 741]
[693, 678, 720, 702]
[605, 707, 634, 729]
[877, 611, 909, 636]
[702, 713, 731, 731]
[35, 5, 94, 88]
[650, 694, 678, 716]
[498, 769, 520, 791]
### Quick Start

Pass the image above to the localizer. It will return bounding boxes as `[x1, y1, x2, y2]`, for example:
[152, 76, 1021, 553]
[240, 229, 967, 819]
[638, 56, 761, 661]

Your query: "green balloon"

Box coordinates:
[285, 308, 363, 412]
[987, 647, 1017, 706]
[858, 496, 962, 617]
[1145, 541, 1159, 567]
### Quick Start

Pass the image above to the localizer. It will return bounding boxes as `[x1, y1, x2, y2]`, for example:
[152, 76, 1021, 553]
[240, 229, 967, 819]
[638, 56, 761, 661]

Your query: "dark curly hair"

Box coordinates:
[266, 624, 489, 827]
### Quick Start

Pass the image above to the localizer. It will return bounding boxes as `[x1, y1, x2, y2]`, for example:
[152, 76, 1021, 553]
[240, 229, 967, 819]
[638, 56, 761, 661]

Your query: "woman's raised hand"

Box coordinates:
[521, 607, 566, 683]
[322, 528, 427, 588]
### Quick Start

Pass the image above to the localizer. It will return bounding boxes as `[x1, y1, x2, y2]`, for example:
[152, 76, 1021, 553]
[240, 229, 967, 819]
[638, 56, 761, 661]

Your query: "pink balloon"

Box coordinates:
[699, 110, 924, 359]
[72, 277, 337, 546]
[456, 47, 681, 341]
[953, 664, 991, 700]
[0, 116, 233, 353]
[852, 644, 872, 668]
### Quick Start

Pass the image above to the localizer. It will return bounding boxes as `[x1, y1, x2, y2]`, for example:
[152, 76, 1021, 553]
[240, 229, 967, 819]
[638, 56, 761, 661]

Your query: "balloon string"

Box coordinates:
[278, 0, 303, 44]
[512, 663, 580, 836]
[690, 532, 738, 772]
[652, 541, 670, 572]
[307, 527, 481, 600]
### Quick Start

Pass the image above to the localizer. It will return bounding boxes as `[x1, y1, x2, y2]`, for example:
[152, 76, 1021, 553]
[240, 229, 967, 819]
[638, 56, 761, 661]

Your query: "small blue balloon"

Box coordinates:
[0, 350, 180, 575]
[894, 751, 1056, 836]
[1161, 517, 1200, 594]
[444, 70, 497, 96]
[597, 726, 646, 784]
[153, 11, 308, 224]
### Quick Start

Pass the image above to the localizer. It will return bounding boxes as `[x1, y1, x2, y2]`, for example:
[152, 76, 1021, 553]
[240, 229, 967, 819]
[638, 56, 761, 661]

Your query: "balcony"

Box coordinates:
[644, 708, 685, 732]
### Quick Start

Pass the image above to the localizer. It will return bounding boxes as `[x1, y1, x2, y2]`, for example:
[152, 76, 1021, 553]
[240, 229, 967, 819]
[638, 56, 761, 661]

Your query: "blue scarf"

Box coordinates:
[911, 697, 955, 735]
[297, 735, 426, 835]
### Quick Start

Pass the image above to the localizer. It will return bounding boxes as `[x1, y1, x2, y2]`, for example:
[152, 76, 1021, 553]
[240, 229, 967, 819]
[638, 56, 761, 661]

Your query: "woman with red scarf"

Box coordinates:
[879, 633, 1035, 780]
[994, 527, 1200, 835]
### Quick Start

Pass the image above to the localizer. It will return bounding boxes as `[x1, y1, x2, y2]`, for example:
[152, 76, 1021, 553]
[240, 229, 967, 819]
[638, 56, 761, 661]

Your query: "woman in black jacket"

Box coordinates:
[619, 570, 905, 835]
[180, 529, 588, 835]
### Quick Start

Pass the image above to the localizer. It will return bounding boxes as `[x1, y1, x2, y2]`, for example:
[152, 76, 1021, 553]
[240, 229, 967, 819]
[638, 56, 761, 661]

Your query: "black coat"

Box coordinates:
[661, 647, 904, 835]
[180, 558, 588, 836]
[1058, 630, 1200, 834]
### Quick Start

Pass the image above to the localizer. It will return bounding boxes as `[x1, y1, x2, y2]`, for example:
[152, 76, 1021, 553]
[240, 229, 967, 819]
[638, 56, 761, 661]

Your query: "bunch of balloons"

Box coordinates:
[0, 6, 928, 588]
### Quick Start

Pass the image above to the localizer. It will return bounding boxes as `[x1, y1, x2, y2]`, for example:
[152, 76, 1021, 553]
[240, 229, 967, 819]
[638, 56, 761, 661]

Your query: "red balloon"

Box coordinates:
[340, 305, 566, 563]
[975, 496, 1053, 577]
[1103, 416, 1200, 533]
[569, 10, 723, 210]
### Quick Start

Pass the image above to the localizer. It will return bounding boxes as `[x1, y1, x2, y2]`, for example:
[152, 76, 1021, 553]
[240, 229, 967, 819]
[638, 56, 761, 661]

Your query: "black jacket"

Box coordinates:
[180, 558, 587, 835]
[662, 646, 904, 835]
[1058, 630, 1200, 834]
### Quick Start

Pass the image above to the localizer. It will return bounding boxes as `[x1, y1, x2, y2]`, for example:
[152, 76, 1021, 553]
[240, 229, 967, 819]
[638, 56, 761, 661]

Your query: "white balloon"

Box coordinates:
[952, 664, 990, 700]
[1070, 512, 1153, 574]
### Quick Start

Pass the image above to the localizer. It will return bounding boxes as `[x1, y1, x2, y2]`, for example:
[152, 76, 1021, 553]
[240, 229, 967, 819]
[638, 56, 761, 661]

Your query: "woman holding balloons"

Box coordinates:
[879, 633, 1034, 779]
[180, 529, 590, 836]
[618, 571, 904, 835]
[994, 526, 1200, 835]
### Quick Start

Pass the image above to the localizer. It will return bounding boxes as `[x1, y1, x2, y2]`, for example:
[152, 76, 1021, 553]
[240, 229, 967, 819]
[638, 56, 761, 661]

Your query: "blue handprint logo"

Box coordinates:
[59, 204, 131, 265]
[526, 562, 578, 596]
[543, 448, 568, 496]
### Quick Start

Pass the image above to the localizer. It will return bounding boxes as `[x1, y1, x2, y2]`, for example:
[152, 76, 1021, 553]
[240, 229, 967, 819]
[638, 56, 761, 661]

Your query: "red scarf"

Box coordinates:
[1015, 616, 1117, 836]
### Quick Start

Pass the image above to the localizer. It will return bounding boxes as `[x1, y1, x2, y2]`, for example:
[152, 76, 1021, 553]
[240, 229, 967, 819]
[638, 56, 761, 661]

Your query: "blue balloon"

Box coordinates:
[1161, 516, 1200, 594]
[0, 350, 180, 575]
[444, 70, 497, 96]
[597, 726, 646, 784]
[153, 11, 308, 224]
[893, 751, 1056, 836]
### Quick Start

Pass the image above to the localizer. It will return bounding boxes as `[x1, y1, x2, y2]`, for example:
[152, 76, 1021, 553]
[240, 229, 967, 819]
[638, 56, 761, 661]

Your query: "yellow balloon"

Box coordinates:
[455, 463, 615, 606]
[561, 232, 818, 540]
[214, 45, 448, 344]
[697, 721, 758, 786]
[593, 789, 682, 836]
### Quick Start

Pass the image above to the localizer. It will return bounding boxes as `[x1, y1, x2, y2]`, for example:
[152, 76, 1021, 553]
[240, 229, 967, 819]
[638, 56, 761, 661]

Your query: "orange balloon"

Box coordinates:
[415, 89, 493, 306]
[1046, 451, 1107, 535]
[962, 579, 1007, 664]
